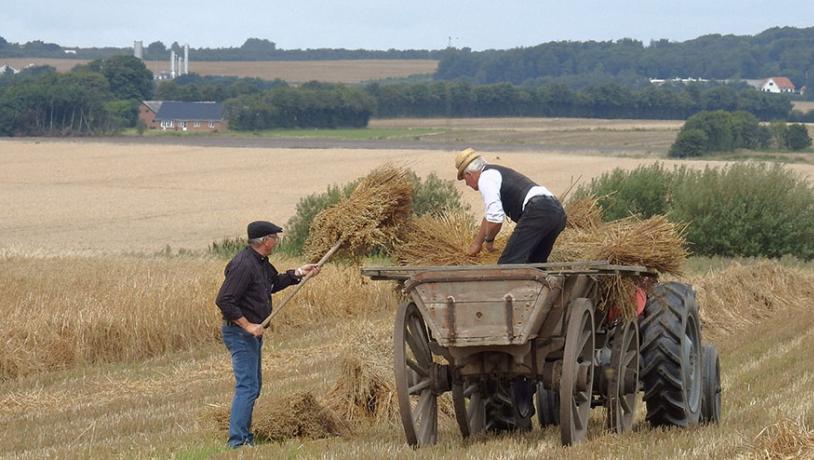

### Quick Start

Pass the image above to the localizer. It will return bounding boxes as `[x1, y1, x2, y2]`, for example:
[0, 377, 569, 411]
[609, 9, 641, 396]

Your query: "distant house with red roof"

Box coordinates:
[760, 77, 796, 94]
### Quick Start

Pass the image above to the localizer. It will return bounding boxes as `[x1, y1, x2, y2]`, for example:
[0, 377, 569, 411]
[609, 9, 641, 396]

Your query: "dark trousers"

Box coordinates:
[499, 195, 566, 418]
[498, 195, 567, 264]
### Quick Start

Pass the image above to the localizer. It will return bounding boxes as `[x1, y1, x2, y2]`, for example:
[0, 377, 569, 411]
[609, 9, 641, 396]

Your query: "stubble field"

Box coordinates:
[0, 58, 437, 83]
[2, 120, 814, 459]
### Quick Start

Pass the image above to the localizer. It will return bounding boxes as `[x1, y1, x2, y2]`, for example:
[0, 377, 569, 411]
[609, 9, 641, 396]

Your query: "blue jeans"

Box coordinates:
[222, 323, 263, 448]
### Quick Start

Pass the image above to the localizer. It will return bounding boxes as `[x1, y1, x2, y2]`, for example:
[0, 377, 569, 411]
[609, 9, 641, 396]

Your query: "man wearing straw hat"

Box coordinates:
[455, 148, 566, 264]
[215, 220, 320, 448]
[455, 148, 566, 425]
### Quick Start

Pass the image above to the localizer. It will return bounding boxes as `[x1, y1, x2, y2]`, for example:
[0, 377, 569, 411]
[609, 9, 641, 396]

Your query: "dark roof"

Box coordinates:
[154, 101, 224, 121]
[142, 100, 163, 113]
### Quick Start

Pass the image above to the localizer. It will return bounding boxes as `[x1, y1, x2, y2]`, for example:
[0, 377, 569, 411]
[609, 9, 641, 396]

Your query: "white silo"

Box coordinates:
[134, 41, 144, 59]
[183, 44, 189, 75]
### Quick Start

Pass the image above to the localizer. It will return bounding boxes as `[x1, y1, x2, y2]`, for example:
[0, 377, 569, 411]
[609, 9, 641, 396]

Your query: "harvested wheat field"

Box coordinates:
[4, 138, 814, 255]
[0, 58, 438, 83]
[2, 252, 814, 459]
[2, 138, 814, 459]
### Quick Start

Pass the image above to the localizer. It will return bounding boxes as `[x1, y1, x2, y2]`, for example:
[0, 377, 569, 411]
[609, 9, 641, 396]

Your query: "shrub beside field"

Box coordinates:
[578, 162, 814, 259]
[669, 110, 812, 157]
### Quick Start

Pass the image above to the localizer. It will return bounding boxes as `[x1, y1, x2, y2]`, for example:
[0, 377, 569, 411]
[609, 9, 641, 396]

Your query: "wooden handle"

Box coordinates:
[261, 240, 342, 329]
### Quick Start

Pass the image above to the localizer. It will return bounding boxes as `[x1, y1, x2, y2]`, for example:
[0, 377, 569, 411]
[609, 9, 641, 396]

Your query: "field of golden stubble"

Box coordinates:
[2, 121, 814, 458]
[5, 134, 814, 255]
[0, 58, 437, 83]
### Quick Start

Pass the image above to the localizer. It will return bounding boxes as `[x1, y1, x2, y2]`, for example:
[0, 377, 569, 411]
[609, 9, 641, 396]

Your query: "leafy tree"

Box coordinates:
[85, 56, 154, 100]
[145, 41, 167, 59]
[785, 123, 812, 150]
[670, 128, 709, 157]
[241, 38, 276, 52]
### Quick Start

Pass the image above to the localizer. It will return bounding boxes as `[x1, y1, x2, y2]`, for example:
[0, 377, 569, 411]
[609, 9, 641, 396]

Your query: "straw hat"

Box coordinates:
[455, 148, 481, 180]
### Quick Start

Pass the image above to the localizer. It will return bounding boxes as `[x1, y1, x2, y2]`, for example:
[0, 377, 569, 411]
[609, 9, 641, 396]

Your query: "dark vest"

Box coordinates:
[483, 164, 537, 222]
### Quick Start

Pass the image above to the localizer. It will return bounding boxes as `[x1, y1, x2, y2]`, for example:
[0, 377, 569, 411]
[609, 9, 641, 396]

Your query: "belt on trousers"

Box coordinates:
[527, 194, 556, 205]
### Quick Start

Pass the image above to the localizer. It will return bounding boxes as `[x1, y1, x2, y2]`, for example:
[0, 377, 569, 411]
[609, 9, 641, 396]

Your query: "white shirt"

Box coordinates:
[477, 169, 554, 223]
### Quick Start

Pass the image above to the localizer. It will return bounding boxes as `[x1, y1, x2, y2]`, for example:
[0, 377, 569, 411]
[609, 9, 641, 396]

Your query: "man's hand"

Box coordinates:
[484, 240, 496, 252]
[295, 263, 321, 278]
[234, 317, 264, 337]
[467, 241, 482, 257]
[244, 323, 265, 337]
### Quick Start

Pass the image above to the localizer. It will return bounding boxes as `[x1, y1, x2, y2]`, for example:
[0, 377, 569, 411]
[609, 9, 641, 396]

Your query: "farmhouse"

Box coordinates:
[759, 76, 796, 94]
[138, 100, 226, 132]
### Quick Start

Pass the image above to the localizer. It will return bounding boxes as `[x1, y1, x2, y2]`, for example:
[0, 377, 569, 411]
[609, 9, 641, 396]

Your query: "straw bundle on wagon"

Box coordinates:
[563, 194, 604, 231]
[393, 204, 688, 320]
[393, 211, 511, 266]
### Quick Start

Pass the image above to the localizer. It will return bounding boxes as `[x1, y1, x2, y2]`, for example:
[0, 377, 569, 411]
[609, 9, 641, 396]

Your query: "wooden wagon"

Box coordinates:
[361, 261, 721, 447]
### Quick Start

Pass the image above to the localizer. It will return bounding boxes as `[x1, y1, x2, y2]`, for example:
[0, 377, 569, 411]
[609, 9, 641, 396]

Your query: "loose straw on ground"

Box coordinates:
[326, 320, 398, 423]
[210, 392, 350, 442]
[750, 417, 814, 460]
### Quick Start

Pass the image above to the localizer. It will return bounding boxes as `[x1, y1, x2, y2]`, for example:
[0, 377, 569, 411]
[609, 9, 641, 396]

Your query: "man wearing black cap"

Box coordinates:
[215, 220, 320, 448]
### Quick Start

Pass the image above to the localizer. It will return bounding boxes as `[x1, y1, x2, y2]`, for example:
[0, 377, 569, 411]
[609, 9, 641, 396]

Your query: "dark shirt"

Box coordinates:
[215, 246, 301, 324]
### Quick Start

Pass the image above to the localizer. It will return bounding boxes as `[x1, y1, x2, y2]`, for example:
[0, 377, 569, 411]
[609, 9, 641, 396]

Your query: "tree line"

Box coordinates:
[435, 27, 814, 99]
[0, 36, 442, 61]
[0, 56, 153, 136]
[154, 76, 794, 121]
[1, 58, 807, 137]
[363, 81, 793, 120]
[225, 83, 374, 130]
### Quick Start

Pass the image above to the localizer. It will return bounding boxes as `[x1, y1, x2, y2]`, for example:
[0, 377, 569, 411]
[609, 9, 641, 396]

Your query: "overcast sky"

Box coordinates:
[2, 1, 812, 51]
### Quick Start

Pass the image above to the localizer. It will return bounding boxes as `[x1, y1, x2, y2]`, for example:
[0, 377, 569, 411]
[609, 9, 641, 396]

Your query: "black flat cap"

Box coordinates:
[247, 221, 283, 239]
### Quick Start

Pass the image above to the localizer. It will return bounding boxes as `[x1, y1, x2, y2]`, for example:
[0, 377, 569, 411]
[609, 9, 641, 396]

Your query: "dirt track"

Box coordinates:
[2, 138, 814, 254]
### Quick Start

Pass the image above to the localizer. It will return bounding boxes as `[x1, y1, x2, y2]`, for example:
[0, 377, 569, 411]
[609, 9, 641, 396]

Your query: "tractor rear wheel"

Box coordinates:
[639, 282, 702, 428]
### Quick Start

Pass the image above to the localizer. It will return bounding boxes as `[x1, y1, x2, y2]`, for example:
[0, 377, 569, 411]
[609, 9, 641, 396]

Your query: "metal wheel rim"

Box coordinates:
[607, 320, 640, 433]
[559, 299, 595, 446]
[683, 314, 702, 415]
[394, 302, 438, 447]
[452, 380, 486, 438]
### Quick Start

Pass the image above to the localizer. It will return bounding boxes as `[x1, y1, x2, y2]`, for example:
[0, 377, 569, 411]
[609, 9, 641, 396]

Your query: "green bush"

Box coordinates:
[769, 120, 788, 149]
[579, 162, 814, 259]
[669, 128, 709, 157]
[575, 163, 674, 220]
[670, 163, 814, 259]
[409, 171, 471, 216]
[669, 110, 772, 157]
[785, 123, 812, 150]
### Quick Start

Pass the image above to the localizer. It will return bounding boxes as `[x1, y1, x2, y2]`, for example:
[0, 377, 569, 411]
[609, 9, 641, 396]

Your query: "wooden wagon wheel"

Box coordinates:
[394, 301, 439, 447]
[607, 319, 640, 434]
[452, 379, 486, 438]
[559, 298, 596, 446]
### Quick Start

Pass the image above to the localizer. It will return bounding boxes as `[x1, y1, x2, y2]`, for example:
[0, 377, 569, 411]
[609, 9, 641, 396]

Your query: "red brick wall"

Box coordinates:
[138, 104, 158, 129]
